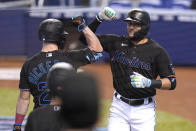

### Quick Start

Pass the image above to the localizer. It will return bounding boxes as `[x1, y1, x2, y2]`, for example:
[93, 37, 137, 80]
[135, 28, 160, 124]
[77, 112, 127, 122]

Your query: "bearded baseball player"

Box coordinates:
[84, 7, 177, 131]
[13, 17, 103, 131]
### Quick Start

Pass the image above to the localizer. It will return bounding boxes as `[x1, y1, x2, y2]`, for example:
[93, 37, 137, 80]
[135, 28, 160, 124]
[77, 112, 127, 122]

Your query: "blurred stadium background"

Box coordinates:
[0, 0, 196, 131]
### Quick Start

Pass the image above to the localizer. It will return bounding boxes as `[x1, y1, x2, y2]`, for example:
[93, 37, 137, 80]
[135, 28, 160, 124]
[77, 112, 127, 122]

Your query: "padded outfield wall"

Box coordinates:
[0, 7, 196, 66]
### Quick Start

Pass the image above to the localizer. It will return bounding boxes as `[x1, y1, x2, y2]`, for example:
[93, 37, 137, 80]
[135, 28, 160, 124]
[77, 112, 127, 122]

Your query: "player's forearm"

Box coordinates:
[150, 78, 175, 90]
[13, 96, 30, 131]
[82, 27, 103, 52]
[159, 78, 173, 90]
[16, 97, 30, 115]
[14, 90, 30, 126]
[130, 72, 176, 90]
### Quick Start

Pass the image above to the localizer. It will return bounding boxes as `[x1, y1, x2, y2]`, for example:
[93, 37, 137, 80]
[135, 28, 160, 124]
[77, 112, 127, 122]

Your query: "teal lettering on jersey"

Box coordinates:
[111, 51, 151, 70]
[28, 60, 59, 85]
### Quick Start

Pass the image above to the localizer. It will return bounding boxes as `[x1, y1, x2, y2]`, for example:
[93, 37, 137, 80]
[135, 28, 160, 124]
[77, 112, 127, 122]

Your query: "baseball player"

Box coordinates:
[25, 62, 99, 131]
[24, 62, 76, 131]
[13, 17, 102, 131]
[84, 7, 177, 131]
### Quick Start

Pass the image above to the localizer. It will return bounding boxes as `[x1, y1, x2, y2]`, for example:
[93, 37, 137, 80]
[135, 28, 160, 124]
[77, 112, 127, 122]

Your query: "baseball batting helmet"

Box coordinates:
[46, 62, 76, 98]
[60, 72, 99, 128]
[38, 19, 68, 49]
[124, 9, 150, 41]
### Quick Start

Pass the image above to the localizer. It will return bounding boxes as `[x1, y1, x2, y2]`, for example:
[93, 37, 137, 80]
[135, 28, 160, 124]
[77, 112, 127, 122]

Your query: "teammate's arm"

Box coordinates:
[156, 47, 176, 90]
[159, 78, 171, 90]
[13, 90, 30, 131]
[82, 27, 103, 52]
[130, 48, 176, 90]
[79, 7, 118, 52]
[88, 7, 116, 32]
[72, 16, 102, 52]
[130, 72, 174, 90]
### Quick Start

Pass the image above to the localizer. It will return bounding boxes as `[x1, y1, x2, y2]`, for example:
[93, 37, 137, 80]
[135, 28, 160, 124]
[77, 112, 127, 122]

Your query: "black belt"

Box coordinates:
[114, 92, 153, 106]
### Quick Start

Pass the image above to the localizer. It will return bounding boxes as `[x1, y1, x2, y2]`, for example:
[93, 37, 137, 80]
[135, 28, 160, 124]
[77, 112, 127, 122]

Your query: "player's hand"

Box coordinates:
[96, 7, 116, 22]
[130, 72, 151, 88]
[13, 124, 22, 131]
[72, 16, 87, 32]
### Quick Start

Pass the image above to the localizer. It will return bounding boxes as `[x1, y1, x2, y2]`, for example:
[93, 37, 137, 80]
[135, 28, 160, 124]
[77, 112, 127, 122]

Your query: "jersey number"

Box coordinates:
[38, 82, 51, 106]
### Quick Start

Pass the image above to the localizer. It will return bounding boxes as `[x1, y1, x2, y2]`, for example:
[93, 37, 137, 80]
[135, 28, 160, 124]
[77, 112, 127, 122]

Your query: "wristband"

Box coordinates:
[78, 19, 87, 32]
[96, 15, 103, 23]
[15, 113, 25, 124]
[150, 80, 162, 89]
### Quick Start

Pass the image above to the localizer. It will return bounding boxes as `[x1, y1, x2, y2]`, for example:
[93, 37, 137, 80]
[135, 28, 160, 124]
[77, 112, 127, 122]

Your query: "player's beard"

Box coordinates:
[127, 30, 144, 42]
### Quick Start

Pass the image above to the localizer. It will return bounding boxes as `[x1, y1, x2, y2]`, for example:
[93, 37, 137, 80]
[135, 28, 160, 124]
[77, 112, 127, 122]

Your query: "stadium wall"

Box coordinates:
[0, 7, 196, 66]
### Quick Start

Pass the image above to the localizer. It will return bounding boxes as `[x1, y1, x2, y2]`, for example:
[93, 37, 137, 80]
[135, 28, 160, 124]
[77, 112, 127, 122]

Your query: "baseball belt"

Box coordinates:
[114, 92, 153, 106]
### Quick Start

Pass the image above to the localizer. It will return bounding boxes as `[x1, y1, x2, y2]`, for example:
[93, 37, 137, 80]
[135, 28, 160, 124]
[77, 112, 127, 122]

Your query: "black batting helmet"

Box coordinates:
[60, 72, 99, 129]
[38, 19, 68, 49]
[124, 9, 150, 41]
[46, 62, 76, 98]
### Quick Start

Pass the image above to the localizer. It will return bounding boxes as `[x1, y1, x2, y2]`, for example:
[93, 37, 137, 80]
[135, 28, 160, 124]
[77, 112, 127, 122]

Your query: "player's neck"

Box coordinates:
[133, 38, 148, 45]
[41, 43, 58, 52]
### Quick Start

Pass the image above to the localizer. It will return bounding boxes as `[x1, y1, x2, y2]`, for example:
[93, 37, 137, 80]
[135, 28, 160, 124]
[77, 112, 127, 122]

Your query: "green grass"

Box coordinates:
[1, 88, 196, 131]
[156, 111, 196, 131]
[0, 88, 33, 116]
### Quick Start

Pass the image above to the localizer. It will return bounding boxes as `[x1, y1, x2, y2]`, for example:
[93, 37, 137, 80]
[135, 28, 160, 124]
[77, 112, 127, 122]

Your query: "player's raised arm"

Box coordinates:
[87, 7, 116, 33]
[71, 16, 103, 52]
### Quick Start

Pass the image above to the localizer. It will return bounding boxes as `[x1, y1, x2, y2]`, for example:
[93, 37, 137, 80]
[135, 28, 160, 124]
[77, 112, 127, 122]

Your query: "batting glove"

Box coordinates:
[72, 16, 87, 32]
[96, 7, 116, 22]
[130, 72, 151, 88]
[13, 124, 22, 131]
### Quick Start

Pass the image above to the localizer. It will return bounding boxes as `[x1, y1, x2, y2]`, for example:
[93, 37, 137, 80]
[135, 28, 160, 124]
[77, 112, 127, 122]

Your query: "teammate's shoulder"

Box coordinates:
[148, 39, 162, 48]
[22, 52, 41, 66]
[56, 50, 69, 55]
[31, 106, 53, 115]
[148, 39, 168, 55]
[25, 52, 42, 62]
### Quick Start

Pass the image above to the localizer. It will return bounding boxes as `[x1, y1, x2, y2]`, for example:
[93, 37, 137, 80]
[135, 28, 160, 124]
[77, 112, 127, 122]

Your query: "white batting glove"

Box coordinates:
[130, 72, 151, 88]
[96, 7, 116, 22]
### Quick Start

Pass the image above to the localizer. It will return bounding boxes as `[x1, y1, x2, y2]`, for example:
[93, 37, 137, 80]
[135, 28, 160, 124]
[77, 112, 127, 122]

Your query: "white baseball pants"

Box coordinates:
[107, 94, 156, 131]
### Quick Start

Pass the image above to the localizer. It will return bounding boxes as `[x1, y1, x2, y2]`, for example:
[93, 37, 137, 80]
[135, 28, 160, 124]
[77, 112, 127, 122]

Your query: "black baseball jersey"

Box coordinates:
[25, 105, 62, 131]
[98, 35, 176, 99]
[19, 48, 94, 109]
[87, 19, 176, 99]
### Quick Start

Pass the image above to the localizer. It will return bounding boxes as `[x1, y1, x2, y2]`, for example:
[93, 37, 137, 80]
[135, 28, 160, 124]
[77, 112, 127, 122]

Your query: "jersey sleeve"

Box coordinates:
[155, 47, 176, 78]
[19, 62, 30, 90]
[96, 34, 122, 52]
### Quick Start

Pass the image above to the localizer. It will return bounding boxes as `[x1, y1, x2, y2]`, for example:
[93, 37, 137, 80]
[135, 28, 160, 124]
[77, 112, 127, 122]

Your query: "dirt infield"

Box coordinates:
[0, 59, 196, 124]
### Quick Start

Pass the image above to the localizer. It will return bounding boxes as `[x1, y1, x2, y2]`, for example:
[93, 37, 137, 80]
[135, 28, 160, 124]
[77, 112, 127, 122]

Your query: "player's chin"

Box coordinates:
[127, 31, 134, 37]
[128, 33, 134, 38]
